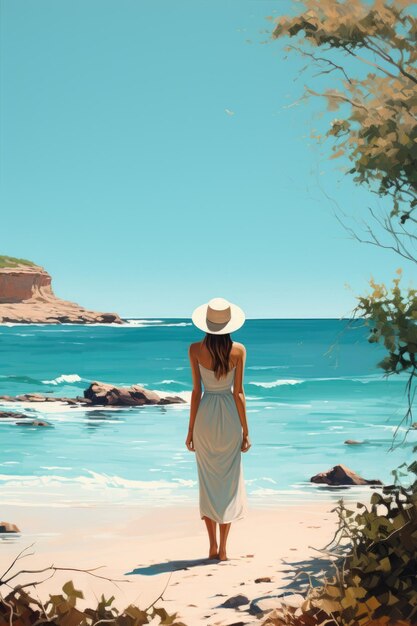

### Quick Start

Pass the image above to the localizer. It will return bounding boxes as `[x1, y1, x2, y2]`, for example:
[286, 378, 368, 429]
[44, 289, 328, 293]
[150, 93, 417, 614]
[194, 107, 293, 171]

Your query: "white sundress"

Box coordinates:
[192, 363, 248, 524]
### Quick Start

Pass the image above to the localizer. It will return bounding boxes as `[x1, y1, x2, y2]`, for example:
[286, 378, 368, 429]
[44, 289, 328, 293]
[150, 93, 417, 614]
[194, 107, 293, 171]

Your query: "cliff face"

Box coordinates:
[0, 266, 53, 304]
[0, 261, 122, 324]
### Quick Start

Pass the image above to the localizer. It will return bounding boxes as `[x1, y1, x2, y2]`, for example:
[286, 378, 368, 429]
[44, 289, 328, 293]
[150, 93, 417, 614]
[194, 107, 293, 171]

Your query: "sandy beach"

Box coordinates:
[0, 498, 349, 626]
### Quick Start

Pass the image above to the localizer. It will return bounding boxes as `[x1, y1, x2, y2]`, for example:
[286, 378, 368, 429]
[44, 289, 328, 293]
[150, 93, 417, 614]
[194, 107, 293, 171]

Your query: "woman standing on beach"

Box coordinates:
[186, 297, 251, 562]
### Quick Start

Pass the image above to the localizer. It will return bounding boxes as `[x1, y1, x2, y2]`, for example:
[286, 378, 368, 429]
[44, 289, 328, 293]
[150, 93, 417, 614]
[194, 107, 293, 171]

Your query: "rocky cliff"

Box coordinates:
[0, 257, 122, 324]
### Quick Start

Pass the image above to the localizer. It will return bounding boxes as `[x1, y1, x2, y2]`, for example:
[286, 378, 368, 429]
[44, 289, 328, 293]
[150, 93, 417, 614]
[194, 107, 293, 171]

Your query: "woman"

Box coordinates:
[185, 297, 251, 562]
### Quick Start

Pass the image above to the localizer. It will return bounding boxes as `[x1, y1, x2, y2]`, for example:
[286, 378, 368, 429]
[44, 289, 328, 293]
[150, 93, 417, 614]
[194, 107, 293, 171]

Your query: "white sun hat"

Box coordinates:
[191, 297, 246, 335]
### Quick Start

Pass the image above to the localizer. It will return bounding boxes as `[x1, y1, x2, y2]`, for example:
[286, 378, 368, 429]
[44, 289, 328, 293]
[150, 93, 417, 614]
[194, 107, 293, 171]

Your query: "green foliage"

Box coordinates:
[0, 255, 36, 269]
[350, 269, 417, 447]
[353, 269, 417, 374]
[271, 0, 417, 221]
[0, 580, 188, 626]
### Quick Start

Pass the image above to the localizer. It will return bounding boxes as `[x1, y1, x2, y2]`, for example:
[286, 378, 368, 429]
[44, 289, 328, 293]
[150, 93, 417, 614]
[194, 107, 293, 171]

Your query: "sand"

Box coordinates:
[0, 498, 349, 626]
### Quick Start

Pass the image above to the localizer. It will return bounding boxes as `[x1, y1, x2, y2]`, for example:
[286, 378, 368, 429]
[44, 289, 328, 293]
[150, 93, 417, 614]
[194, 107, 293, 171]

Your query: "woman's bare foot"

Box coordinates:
[218, 547, 228, 561]
[209, 545, 219, 559]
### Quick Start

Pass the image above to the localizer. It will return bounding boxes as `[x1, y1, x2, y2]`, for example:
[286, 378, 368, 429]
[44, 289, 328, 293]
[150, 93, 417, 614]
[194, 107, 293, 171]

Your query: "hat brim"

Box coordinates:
[191, 302, 245, 335]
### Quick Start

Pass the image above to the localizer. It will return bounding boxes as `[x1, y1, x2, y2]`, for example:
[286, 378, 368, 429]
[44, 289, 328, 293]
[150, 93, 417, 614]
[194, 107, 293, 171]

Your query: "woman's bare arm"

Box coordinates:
[233, 345, 249, 437]
[187, 343, 202, 435]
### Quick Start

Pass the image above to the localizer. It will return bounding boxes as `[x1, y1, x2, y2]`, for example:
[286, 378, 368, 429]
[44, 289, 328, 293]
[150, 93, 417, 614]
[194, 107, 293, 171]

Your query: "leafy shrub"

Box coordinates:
[261, 471, 417, 626]
[0, 579, 188, 626]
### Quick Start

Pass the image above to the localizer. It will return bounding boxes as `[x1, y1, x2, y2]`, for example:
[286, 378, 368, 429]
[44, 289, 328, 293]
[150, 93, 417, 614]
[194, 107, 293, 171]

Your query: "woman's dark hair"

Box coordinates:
[203, 333, 233, 380]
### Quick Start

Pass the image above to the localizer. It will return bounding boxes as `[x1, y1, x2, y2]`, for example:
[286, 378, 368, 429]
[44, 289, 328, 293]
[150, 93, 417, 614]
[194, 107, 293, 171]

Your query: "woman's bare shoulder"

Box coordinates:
[188, 341, 203, 355]
[231, 342, 246, 360]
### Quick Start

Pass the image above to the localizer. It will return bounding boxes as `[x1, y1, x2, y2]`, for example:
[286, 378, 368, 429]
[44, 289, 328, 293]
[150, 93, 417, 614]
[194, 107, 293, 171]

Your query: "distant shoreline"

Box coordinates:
[0, 316, 361, 325]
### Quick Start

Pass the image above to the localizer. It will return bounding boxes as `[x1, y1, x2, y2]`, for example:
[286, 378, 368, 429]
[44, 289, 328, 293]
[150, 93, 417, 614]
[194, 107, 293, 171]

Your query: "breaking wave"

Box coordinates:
[41, 374, 83, 385]
[250, 379, 304, 388]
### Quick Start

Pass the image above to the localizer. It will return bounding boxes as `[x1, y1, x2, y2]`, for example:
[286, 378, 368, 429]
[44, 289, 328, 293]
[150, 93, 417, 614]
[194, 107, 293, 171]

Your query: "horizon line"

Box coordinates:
[121, 316, 360, 321]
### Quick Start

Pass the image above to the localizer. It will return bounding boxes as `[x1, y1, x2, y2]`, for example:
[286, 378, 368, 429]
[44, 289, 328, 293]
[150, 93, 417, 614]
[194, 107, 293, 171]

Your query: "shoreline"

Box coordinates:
[1, 499, 348, 626]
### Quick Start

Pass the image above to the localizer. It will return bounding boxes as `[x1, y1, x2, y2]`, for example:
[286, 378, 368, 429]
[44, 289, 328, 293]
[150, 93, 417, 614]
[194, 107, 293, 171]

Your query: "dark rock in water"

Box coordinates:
[158, 395, 186, 405]
[0, 384, 186, 408]
[344, 439, 364, 445]
[76, 396, 92, 405]
[16, 419, 51, 427]
[84, 382, 160, 406]
[219, 594, 250, 609]
[311, 463, 382, 486]
[0, 411, 28, 419]
[411, 422, 417, 429]
[16, 393, 47, 402]
[0, 521, 20, 533]
[84, 382, 186, 406]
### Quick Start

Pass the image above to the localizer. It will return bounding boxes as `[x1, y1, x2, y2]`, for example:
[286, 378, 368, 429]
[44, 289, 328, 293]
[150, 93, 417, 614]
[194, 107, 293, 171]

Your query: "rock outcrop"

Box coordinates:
[84, 381, 185, 406]
[0, 256, 122, 324]
[0, 382, 186, 407]
[0, 521, 20, 533]
[310, 464, 383, 486]
[16, 419, 52, 427]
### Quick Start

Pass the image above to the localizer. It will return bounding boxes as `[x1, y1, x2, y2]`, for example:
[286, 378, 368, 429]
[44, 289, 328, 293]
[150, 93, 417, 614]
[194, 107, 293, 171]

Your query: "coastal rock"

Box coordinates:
[157, 395, 187, 405]
[84, 382, 160, 406]
[16, 419, 51, 427]
[344, 439, 364, 445]
[84, 382, 186, 406]
[16, 393, 47, 402]
[219, 594, 250, 609]
[310, 464, 383, 486]
[0, 386, 185, 407]
[0, 410, 28, 419]
[0, 257, 122, 324]
[0, 521, 20, 533]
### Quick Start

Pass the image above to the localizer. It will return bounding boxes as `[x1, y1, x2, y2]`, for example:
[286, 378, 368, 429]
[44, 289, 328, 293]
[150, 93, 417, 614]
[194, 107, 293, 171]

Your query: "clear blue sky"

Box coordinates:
[1, 0, 415, 318]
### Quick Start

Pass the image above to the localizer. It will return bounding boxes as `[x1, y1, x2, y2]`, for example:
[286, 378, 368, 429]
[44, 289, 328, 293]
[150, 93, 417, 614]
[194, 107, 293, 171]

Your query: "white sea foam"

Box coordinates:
[247, 365, 290, 370]
[250, 487, 283, 496]
[0, 470, 197, 491]
[0, 471, 199, 508]
[0, 400, 123, 414]
[1, 319, 190, 329]
[124, 319, 192, 328]
[248, 374, 401, 388]
[41, 374, 83, 385]
[159, 322, 192, 327]
[250, 379, 304, 388]
[152, 389, 192, 403]
[172, 478, 197, 487]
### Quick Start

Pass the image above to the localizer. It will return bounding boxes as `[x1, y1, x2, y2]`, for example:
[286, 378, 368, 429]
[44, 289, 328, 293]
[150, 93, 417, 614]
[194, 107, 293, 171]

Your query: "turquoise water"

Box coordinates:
[0, 318, 415, 509]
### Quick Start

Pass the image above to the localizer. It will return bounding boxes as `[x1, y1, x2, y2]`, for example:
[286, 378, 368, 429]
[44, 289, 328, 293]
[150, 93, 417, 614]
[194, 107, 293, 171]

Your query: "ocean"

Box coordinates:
[0, 318, 415, 510]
